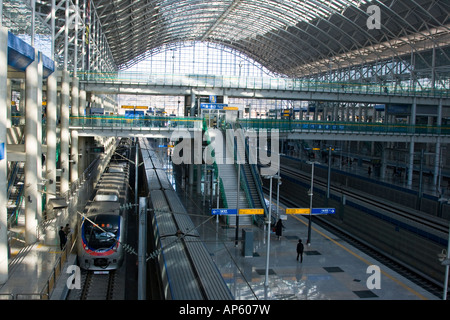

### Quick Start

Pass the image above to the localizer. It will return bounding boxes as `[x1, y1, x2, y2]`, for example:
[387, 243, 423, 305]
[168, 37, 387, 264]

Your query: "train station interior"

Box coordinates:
[0, 0, 450, 304]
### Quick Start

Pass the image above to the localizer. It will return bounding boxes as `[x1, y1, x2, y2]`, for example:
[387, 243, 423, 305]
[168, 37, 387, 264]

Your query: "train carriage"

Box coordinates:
[77, 140, 131, 271]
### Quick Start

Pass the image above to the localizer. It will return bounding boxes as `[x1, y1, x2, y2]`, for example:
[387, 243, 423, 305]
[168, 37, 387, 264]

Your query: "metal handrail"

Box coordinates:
[76, 71, 450, 98]
[70, 115, 202, 130]
[238, 118, 450, 135]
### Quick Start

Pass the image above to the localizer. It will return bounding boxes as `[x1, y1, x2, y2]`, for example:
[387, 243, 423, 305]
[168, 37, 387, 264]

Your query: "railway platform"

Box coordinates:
[181, 187, 443, 300]
[0, 173, 444, 301]
[0, 193, 442, 300]
[0, 230, 76, 300]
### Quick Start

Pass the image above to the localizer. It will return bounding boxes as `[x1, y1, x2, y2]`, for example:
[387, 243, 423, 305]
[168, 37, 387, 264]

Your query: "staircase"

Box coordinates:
[236, 128, 267, 212]
[217, 163, 250, 226]
[7, 161, 26, 248]
[207, 127, 268, 227]
[7, 162, 25, 225]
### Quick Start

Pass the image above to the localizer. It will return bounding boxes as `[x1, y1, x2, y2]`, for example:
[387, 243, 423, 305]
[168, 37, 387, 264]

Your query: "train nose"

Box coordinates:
[94, 258, 109, 268]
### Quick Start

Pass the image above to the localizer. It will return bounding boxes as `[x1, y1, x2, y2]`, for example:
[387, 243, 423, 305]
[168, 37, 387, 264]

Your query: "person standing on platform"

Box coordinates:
[297, 239, 304, 263]
[64, 223, 72, 244]
[59, 226, 67, 250]
[275, 219, 284, 240]
[64, 223, 71, 236]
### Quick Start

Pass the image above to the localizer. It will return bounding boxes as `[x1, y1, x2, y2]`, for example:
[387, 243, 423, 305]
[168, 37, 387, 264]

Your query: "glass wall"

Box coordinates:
[123, 41, 275, 78]
[119, 41, 302, 116]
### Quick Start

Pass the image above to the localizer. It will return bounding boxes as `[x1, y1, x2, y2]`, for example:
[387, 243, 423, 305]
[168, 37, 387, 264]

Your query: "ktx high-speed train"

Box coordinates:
[78, 139, 131, 270]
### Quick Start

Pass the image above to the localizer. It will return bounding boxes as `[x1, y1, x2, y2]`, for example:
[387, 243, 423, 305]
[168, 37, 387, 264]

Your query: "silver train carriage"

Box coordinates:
[78, 161, 130, 270]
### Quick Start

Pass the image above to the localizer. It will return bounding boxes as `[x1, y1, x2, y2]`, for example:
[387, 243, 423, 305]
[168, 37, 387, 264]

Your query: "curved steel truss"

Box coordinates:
[92, 0, 449, 77]
[15, 0, 447, 83]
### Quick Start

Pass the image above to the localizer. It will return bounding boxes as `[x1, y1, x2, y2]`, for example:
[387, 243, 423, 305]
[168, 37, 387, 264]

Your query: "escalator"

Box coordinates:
[208, 127, 268, 227]
[7, 161, 25, 227]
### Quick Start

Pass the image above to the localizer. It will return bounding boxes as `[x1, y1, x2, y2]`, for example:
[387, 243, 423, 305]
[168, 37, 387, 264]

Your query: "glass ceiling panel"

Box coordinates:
[89, 0, 449, 80]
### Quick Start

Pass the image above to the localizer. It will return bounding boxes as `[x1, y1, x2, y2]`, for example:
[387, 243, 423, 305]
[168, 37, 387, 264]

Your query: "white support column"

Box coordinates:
[434, 99, 443, 187]
[71, 0, 79, 130]
[60, 70, 70, 195]
[36, 52, 43, 225]
[407, 98, 417, 188]
[197, 164, 202, 194]
[46, 0, 57, 205]
[25, 50, 39, 244]
[70, 130, 79, 184]
[0, 26, 9, 284]
[6, 78, 11, 128]
[79, 87, 86, 116]
[78, 86, 87, 176]
[46, 71, 57, 203]
[60, 0, 70, 195]
[190, 89, 195, 116]
[70, 77, 79, 183]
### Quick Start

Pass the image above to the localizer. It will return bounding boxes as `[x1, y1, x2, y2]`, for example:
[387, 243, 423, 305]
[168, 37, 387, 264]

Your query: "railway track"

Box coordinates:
[264, 165, 448, 299]
[281, 166, 449, 235]
[67, 270, 120, 300]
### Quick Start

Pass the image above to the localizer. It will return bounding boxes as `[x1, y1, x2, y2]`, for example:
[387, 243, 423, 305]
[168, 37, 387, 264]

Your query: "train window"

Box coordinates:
[94, 194, 119, 202]
[82, 214, 120, 250]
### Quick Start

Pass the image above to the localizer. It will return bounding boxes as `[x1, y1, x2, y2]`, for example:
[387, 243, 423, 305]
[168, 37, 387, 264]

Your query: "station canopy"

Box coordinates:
[88, 1, 450, 76]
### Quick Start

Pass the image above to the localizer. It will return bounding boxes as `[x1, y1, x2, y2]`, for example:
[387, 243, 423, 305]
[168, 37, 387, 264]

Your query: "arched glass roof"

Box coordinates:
[93, 0, 449, 77]
[121, 41, 277, 77]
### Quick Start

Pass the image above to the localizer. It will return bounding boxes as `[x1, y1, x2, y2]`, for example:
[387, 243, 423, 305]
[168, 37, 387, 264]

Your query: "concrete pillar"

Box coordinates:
[36, 51, 43, 225]
[79, 87, 86, 116]
[78, 136, 86, 177]
[60, 70, 70, 195]
[78, 87, 87, 175]
[19, 81, 25, 112]
[6, 78, 11, 128]
[190, 89, 195, 116]
[70, 130, 79, 183]
[70, 76, 79, 183]
[24, 49, 40, 244]
[46, 69, 57, 205]
[71, 77, 79, 117]
[407, 98, 417, 188]
[426, 116, 434, 166]
[197, 164, 202, 194]
[45, 0, 56, 214]
[434, 99, 442, 187]
[0, 26, 9, 284]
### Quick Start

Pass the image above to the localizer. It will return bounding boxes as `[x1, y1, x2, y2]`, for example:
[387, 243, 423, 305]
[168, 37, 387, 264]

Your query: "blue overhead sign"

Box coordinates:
[212, 208, 237, 215]
[311, 208, 336, 215]
[200, 103, 228, 110]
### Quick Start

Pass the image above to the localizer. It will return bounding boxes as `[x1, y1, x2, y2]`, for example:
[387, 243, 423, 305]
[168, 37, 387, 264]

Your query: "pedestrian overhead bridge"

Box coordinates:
[69, 115, 450, 143]
[77, 71, 450, 106]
